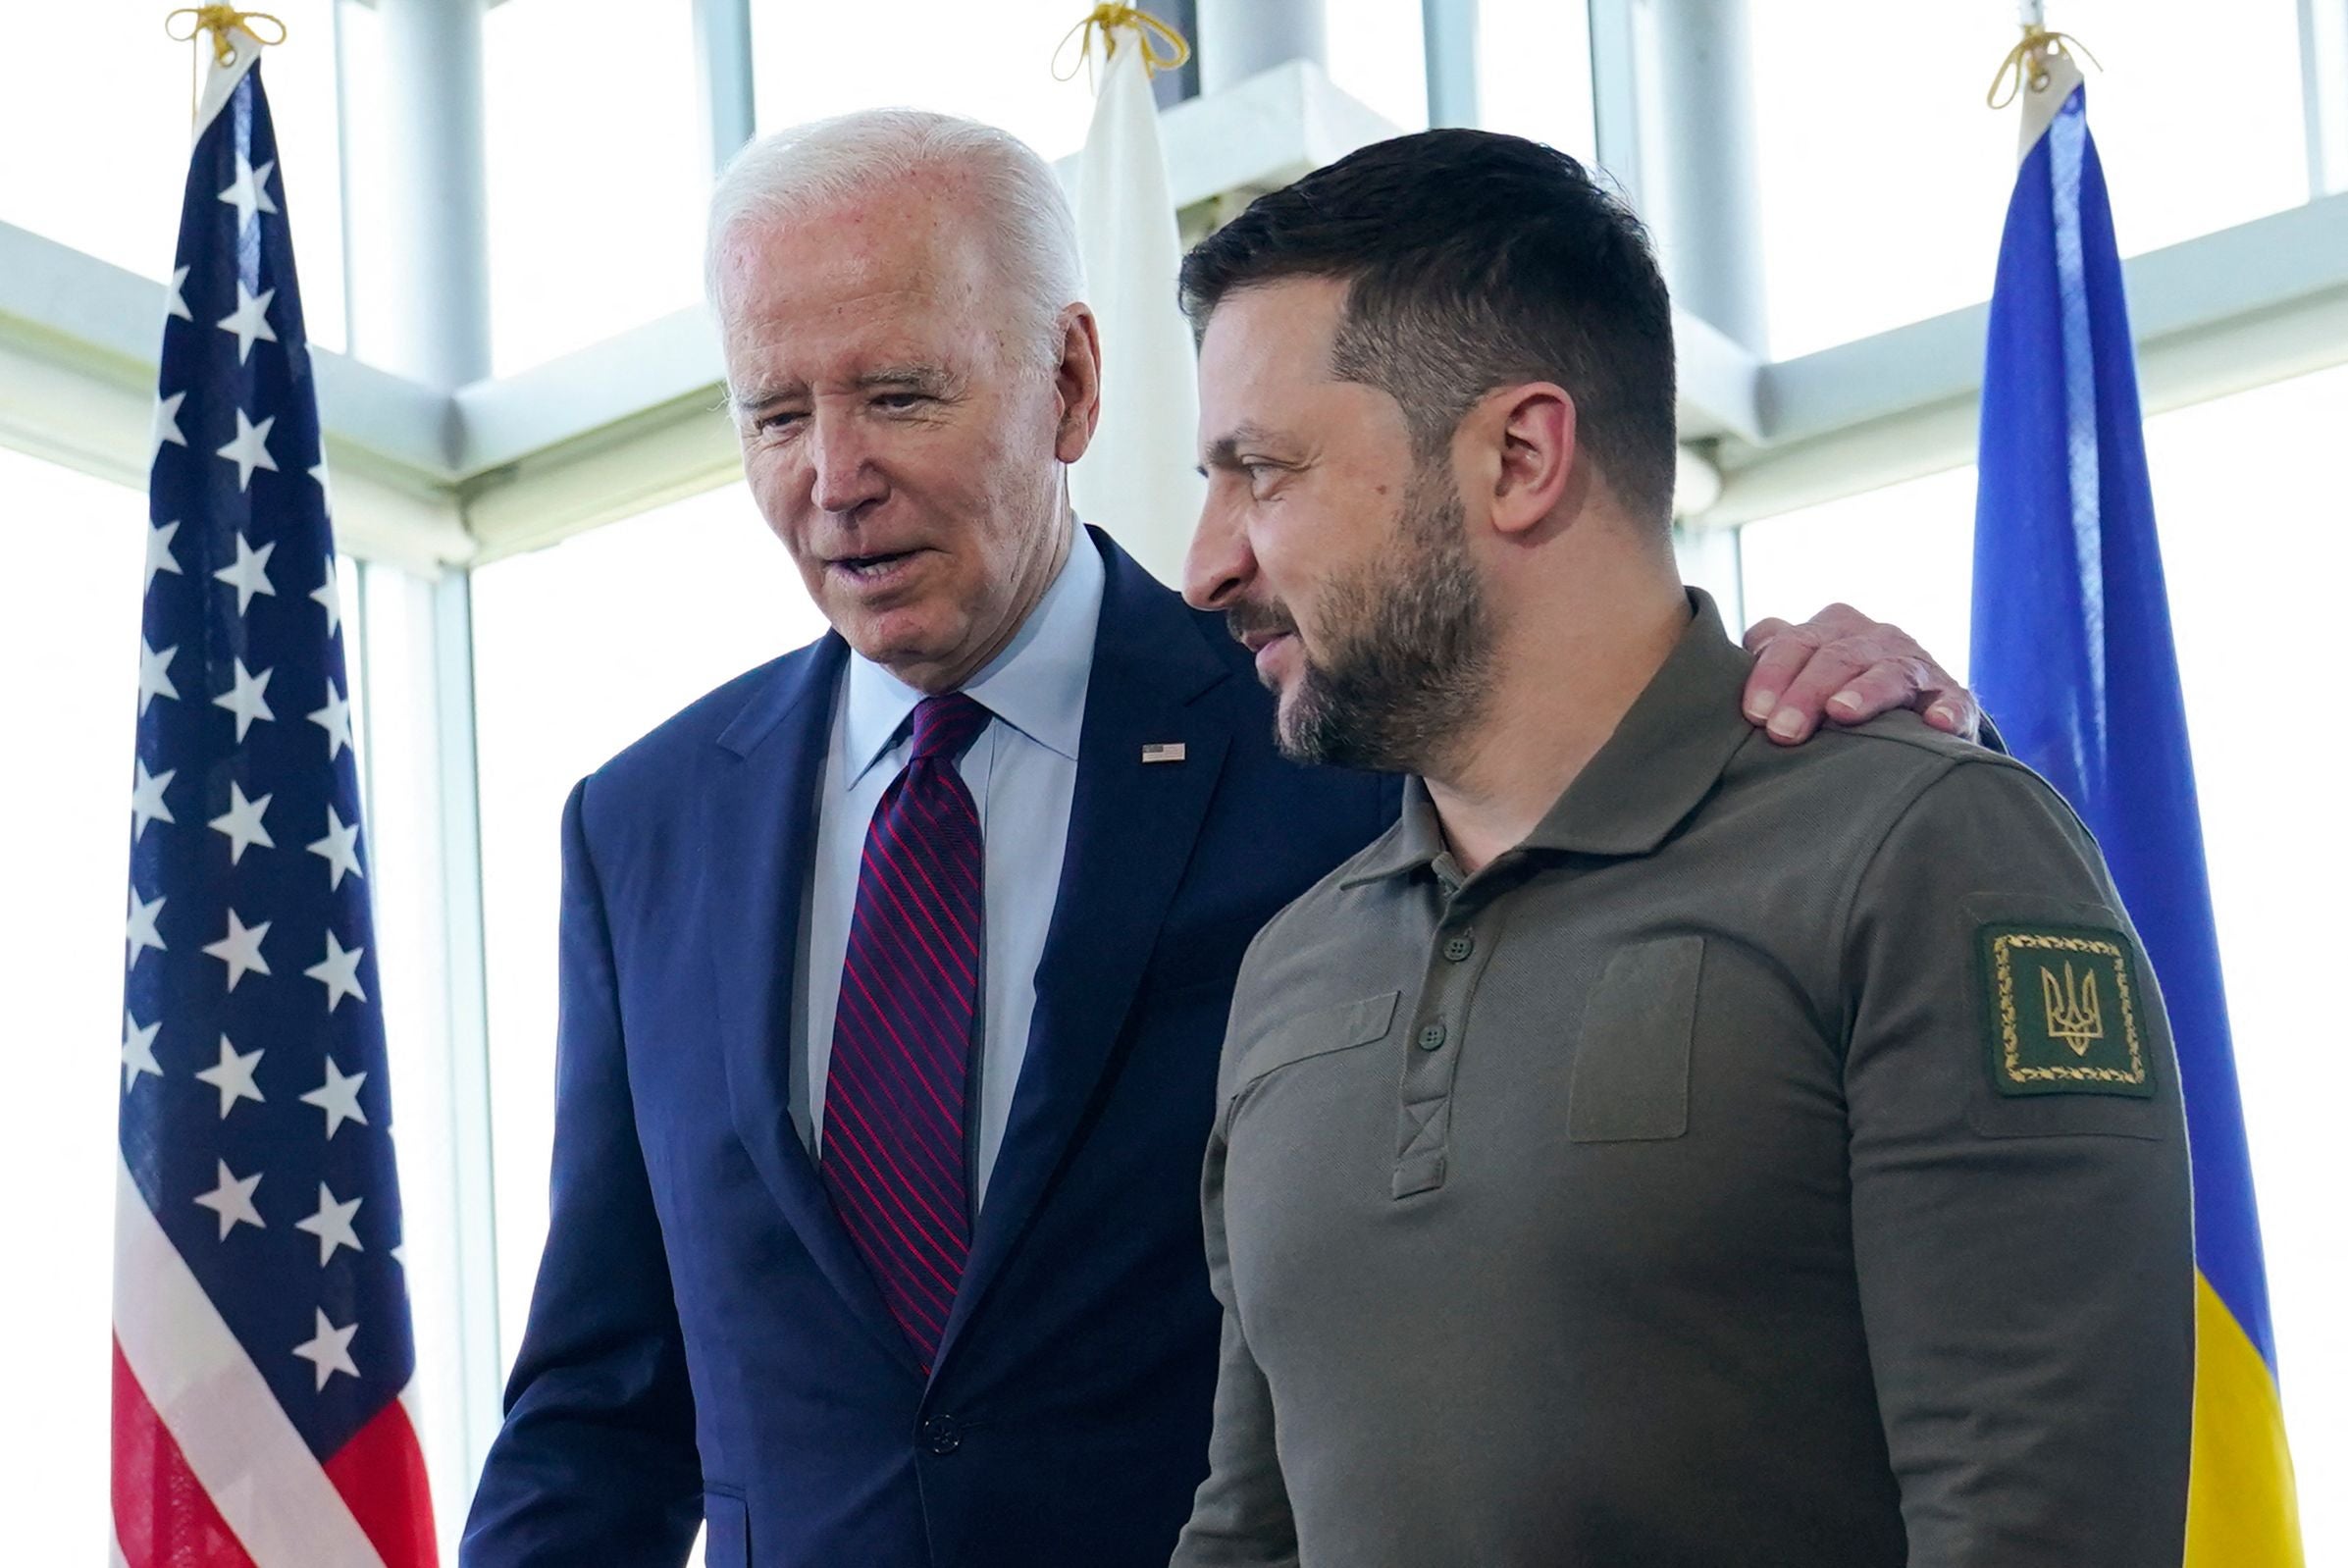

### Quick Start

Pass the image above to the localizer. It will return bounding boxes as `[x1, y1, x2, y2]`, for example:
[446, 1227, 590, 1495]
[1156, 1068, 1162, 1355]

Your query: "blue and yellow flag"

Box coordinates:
[1970, 41, 2302, 1565]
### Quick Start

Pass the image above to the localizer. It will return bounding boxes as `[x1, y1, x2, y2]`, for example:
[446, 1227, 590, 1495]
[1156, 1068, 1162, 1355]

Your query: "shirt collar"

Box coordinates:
[1340, 589, 1755, 886]
[839, 523, 1106, 788]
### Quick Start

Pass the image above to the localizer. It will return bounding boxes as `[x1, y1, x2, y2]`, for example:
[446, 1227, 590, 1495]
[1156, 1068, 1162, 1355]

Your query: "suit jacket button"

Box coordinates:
[920, 1415, 961, 1456]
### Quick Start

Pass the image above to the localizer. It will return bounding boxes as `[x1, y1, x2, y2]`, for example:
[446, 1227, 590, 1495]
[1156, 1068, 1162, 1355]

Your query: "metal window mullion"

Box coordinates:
[1423, 0, 1480, 129]
[1586, 0, 1644, 205]
[332, 0, 361, 353]
[428, 567, 502, 1486]
[366, 0, 502, 1520]
[694, 0, 757, 178]
[2302, 0, 2348, 195]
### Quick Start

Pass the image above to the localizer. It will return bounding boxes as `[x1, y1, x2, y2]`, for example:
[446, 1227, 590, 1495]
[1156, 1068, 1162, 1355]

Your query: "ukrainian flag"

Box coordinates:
[1969, 39, 2302, 1565]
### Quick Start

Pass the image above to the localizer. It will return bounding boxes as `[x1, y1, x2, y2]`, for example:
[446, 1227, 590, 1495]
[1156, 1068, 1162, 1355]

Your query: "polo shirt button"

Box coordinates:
[1418, 1022, 1447, 1051]
[920, 1415, 961, 1455]
[1442, 933, 1474, 963]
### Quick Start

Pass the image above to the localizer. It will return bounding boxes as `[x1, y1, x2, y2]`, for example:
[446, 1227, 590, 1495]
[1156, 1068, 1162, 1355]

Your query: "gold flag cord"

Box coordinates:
[1987, 22, 2102, 109]
[165, 6, 287, 122]
[1053, 4, 1192, 86]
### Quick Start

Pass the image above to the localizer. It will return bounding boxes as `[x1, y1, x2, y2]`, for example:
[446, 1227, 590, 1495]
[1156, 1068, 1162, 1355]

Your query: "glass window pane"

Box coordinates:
[753, 2, 1102, 166]
[0, 451, 147, 1560]
[1748, 1, 2308, 357]
[1731, 463, 1977, 663]
[482, 0, 710, 373]
[2138, 366, 2348, 1567]
[1476, 0, 1596, 162]
[471, 485, 829, 1356]
[1326, 0, 1430, 132]
[0, 1, 348, 351]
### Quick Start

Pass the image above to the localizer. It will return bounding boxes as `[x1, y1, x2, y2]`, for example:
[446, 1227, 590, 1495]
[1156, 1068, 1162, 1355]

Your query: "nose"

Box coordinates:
[808, 408, 887, 517]
[1183, 489, 1255, 611]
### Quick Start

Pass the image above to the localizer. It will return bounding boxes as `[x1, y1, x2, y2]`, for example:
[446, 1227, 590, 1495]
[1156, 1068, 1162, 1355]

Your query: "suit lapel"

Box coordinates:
[934, 531, 1233, 1373]
[701, 634, 923, 1373]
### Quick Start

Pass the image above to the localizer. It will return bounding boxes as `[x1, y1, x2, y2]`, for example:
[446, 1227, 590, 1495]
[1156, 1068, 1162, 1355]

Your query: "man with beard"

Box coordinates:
[1171, 130, 2194, 1568]
[463, 110, 1992, 1568]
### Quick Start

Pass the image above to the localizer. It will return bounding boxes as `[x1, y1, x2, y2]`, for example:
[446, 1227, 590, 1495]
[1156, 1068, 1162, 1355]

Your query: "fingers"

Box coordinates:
[1918, 686, 1983, 741]
[1743, 604, 1987, 746]
[1762, 642, 1885, 744]
[1814, 658, 1935, 728]
[1741, 619, 1821, 726]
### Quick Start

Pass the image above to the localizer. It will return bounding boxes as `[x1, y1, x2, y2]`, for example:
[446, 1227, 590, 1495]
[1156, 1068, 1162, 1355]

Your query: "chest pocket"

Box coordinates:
[1569, 936, 1703, 1142]
[1230, 990, 1401, 1094]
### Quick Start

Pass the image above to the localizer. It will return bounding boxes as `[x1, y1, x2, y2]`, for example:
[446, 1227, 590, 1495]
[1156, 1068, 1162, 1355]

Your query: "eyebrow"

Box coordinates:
[1201, 421, 1282, 471]
[852, 364, 954, 394]
[732, 363, 955, 418]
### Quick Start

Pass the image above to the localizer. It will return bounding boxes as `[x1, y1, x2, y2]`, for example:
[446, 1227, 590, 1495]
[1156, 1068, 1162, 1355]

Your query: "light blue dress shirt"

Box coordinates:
[790, 527, 1105, 1209]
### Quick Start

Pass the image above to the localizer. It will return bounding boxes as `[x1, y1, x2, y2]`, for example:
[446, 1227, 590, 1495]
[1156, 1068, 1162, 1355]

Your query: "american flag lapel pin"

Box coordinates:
[1141, 742, 1187, 764]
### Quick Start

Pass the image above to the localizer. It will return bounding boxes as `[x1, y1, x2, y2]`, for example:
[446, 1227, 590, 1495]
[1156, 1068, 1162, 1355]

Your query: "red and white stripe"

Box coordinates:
[111, 1156, 435, 1568]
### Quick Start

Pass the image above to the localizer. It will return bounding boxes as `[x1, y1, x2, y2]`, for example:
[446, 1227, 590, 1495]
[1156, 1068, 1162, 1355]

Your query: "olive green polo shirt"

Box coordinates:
[1172, 592, 2193, 1568]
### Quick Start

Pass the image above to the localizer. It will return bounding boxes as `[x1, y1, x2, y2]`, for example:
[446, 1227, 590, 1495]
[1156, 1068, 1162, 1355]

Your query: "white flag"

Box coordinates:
[1068, 19, 1206, 587]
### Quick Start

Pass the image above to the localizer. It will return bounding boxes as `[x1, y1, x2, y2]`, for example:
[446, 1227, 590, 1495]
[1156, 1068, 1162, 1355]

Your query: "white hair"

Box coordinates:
[704, 108, 1085, 367]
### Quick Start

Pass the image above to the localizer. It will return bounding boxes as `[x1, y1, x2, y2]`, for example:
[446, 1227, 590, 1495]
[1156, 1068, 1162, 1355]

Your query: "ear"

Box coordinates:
[1052, 304, 1106, 464]
[1484, 383, 1577, 540]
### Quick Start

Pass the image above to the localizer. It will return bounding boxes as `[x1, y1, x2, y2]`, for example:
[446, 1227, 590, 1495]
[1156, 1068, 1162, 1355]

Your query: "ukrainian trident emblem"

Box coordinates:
[2041, 961, 2104, 1057]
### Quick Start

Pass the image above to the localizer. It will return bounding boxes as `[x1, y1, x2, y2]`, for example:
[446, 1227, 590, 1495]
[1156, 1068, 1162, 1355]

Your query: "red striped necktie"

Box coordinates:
[821, 691, 991, 1366]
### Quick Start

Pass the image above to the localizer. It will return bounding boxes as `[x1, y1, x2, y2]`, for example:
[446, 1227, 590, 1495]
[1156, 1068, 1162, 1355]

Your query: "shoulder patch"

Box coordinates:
[1976, 922, 2156, 1098]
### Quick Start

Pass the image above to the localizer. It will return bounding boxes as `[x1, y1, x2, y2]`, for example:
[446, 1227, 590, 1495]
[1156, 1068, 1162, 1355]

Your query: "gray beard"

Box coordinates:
[1275, 481, 1493, 776]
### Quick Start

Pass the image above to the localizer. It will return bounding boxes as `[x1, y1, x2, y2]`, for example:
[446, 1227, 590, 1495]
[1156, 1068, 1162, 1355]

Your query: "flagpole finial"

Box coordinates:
[1053, 4, 1192, 87]
[1987, 20, 2101, 110]
[166, 6, 287, 66]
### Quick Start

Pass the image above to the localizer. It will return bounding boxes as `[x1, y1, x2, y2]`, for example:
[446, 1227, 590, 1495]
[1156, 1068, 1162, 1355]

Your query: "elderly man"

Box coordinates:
[460, 111, 1980, 1568]
[1172, 130, 2193, 1567]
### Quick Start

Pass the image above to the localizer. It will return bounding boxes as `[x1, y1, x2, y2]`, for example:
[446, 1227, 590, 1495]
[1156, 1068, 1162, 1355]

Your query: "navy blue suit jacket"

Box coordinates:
[462, 530, 1398, 1567]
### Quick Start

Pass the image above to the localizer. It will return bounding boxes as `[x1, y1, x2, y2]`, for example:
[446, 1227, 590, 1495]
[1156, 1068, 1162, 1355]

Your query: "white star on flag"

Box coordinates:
[310, 458, 334, 522]
[193, 1034, 266, 1119]
[308, 805, 364, 888]
[309, 681, 354, 759]
[152, 392, 187, 462]
[311, 554, 341, 635]
[301, 1057, 369, 1138]
[130, 759, 177, 840]
[212, 532, 278, 615]
[127, 890, 167, 967]
[306, 930, 367, 1013]
[201, 909, 272, 991]
[137, 638, 180, 715]
[295, 1183, 365, 1266]
[292, 1309, 360, 1390]
[217, 408, 280, 491]
[121, 1011, 164, 1092]
[165, 264, 192, 322]
[216, 283, 279, 364]
[208, 780, 276, 863]
[193, 1160, 266, 1240]
[213, 656, 275, 741]
[218, 154, 278, 229]
[144, 519, 183, 591]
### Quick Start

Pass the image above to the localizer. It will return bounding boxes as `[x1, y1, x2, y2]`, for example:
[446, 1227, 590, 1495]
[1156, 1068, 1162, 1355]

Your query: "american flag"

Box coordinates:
[112, 26, 436, 1568]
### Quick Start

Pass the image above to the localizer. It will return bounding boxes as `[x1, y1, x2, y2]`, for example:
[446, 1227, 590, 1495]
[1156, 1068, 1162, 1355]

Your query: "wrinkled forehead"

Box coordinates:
[718, 189, 1007, 383]
[720, 183, 994, 315]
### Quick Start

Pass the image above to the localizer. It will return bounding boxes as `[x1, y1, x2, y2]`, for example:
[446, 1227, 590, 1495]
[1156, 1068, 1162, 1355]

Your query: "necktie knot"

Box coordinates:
[911, 692, 990, 763]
